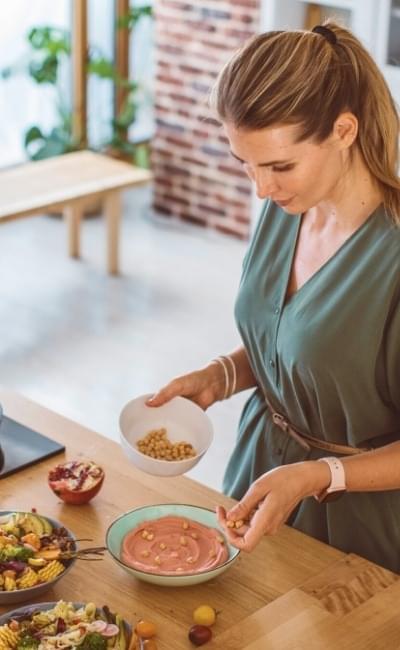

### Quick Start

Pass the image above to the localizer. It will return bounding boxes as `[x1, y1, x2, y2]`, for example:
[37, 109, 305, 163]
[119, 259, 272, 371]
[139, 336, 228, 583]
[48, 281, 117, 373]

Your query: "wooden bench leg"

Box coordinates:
[104, 190, 121, 275]
[64, 203, 82, 259]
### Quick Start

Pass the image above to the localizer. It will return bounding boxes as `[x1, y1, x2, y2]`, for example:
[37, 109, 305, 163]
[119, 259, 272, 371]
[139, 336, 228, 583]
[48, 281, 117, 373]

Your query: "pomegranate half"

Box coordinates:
[48, 460, 104, 504]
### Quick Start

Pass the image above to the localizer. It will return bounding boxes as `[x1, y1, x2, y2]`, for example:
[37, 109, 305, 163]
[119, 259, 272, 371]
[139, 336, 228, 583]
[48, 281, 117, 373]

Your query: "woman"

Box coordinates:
[147, 22, 400, 572]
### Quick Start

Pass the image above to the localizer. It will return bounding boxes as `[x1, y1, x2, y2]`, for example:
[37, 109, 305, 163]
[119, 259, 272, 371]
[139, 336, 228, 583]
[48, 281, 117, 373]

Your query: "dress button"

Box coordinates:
[269, 359, 275, 368]
[274, 307, 280, 315]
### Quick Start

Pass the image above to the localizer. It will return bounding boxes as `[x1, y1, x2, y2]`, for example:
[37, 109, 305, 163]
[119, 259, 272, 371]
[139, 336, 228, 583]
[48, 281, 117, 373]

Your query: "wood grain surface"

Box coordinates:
[0, 391, 398, 649]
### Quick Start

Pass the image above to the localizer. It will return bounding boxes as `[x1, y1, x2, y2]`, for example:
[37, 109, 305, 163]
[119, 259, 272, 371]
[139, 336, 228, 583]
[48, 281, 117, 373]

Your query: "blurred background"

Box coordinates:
[0, 0, 399, 489]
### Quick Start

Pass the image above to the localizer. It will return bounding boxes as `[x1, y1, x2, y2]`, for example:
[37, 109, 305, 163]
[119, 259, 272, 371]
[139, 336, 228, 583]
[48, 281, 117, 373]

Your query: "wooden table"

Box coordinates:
[0, 151, 152, 274]
[1, 391, 399, 649]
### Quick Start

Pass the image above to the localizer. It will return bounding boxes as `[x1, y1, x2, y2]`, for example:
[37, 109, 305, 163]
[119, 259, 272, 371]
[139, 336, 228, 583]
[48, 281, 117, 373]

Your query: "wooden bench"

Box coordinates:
[0, 150, 152, 274]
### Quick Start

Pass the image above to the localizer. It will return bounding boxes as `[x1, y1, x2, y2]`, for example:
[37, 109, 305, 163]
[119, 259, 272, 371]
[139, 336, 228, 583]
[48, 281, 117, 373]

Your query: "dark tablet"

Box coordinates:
[0, 416, 65, 479]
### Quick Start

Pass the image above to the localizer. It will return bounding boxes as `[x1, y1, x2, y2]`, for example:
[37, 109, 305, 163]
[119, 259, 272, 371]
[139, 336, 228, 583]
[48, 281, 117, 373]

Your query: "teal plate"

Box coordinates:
[106, 503, 240, 587]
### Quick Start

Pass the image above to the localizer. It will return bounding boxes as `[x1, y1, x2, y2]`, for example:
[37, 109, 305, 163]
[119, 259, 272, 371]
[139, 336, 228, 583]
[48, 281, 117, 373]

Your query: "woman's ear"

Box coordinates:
[333, 112, 358, 150]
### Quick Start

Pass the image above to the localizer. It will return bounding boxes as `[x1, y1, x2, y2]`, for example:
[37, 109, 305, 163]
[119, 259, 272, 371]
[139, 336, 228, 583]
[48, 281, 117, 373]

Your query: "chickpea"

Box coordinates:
[136, 428, 197, 461]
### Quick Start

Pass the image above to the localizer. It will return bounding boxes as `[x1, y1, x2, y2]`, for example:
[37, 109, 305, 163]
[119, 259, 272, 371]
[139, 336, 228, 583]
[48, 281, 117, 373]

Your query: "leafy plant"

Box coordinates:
[1, 6, 152, 164]
[2, 26, 75, 160]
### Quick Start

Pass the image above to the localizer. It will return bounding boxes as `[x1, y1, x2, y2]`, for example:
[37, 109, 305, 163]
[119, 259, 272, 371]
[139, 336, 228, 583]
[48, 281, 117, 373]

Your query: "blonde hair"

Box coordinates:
[210, 21, 400, 224]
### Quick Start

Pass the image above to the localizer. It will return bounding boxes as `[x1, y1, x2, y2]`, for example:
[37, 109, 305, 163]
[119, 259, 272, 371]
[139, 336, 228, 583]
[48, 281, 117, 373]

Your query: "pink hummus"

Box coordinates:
[121, 515, 229, 575]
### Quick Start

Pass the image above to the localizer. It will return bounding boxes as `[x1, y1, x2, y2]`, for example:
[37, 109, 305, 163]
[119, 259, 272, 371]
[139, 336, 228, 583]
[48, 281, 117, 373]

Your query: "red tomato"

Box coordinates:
[188, 625, 212, 646]
[48, 460, 104, 504]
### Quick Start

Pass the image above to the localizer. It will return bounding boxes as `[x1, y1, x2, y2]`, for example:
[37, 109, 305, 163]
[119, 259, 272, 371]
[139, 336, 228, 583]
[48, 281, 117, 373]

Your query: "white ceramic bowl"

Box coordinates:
[119, 394, 213, 476]
[106, 503, 240, 587]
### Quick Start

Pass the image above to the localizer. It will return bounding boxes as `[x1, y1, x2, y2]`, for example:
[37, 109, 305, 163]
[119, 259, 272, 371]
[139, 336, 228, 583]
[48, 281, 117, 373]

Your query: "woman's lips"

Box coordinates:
[274, 197, 294, 207]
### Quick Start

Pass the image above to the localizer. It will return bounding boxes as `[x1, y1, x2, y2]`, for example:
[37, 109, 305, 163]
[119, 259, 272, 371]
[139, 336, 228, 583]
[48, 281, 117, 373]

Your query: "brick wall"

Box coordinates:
[152, 0, 261, 239]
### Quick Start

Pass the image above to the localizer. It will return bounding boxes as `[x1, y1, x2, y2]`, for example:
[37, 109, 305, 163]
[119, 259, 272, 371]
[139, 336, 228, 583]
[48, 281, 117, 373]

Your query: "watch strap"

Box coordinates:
[315, 456, 346, 503]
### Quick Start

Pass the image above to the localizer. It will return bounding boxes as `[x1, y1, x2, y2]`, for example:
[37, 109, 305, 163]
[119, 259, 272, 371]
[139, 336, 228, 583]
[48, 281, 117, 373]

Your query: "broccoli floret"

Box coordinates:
[79, 633, 107, 650]
[0, 546, 34, 562]
[17, 635, 40, 650]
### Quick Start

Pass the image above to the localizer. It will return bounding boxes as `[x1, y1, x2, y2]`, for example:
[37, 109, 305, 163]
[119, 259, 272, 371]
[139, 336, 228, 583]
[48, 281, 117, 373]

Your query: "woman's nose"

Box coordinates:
[254, 170, 278, 200]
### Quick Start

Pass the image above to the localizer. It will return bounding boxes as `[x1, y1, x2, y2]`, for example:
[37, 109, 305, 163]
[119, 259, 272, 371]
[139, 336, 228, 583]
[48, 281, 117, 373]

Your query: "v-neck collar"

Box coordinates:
[283, 205, 383, 307]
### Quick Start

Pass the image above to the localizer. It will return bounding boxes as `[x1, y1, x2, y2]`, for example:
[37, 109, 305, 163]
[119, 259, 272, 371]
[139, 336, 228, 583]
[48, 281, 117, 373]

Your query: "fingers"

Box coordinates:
[221, 495, 297, 552]
[146, 378, 185, 407]
[216, 505, 226, 526]
[218, 466, 311, 553]
[218, 501, 276, 552]
[226, 482, 265, 524]
[146, 371, 213, 409]
[216, 506, 250, 548]
[217, 486, 291, 552]
[146, 364, 221, 410]
[237, 505, 274, 552]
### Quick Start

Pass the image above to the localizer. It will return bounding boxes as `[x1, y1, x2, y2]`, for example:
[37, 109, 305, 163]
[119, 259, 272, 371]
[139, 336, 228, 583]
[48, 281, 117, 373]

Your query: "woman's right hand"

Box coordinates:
[146, 362, 225, 410]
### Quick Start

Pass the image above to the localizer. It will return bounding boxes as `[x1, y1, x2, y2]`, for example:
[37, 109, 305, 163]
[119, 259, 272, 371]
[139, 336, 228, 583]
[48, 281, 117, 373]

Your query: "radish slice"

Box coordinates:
[102, 624, 120, 637]
[88, 621, 108, 633]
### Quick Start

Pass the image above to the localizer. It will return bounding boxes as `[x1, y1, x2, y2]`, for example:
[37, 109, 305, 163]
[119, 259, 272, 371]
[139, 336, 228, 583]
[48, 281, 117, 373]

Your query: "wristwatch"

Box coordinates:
[315, 457, 347, 503]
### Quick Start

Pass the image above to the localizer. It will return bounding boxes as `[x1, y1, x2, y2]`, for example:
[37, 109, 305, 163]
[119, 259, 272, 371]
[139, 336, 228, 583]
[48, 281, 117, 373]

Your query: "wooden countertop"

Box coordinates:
[0, 391, 399, 649]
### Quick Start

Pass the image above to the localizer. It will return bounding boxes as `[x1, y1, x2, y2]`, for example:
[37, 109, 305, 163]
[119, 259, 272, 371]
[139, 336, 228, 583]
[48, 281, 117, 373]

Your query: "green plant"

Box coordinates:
[1, 6, 152, 165]
[2, 26, 75, 159]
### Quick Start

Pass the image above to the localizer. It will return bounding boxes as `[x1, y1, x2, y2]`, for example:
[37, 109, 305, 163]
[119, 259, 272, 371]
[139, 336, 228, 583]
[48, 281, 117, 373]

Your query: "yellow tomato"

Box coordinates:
[193, 605, 217, 627]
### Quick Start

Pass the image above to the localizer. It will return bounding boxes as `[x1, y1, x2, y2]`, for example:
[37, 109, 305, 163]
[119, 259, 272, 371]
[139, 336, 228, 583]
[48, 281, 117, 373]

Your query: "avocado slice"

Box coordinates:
[18, 513, 53, 536]
[0, 512, 53, 537]
[37, 515, 53, 535]
[21, 513, 45, 536]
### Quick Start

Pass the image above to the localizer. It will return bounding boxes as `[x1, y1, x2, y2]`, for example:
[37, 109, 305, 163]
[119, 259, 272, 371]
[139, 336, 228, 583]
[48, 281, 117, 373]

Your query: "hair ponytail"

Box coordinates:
[210, 20, 400, 224]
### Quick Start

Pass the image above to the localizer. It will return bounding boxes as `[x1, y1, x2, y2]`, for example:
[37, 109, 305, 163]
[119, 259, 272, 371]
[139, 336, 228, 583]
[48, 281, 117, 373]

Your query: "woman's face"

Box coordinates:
[223, 121, 351, 214]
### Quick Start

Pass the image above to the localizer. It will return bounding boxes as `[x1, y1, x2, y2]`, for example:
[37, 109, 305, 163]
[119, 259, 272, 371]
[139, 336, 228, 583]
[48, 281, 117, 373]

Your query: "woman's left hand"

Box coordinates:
[216, 461, 330, 552]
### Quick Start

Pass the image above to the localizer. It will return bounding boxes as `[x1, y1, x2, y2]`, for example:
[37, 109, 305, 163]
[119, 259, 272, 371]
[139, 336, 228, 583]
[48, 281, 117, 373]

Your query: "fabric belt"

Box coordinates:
[264, 394, 371, 456]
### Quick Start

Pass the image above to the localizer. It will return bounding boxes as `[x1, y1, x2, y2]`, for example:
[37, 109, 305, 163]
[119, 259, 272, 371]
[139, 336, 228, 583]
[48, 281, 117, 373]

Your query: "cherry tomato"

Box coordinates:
[188, 625, 212, 646]
[193, 605, 216, 627]
[135, 620, 157, 639]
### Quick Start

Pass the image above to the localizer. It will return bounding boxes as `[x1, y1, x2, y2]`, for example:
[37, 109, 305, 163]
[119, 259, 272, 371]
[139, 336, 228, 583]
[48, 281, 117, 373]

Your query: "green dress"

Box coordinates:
[223, 201, 400, 572]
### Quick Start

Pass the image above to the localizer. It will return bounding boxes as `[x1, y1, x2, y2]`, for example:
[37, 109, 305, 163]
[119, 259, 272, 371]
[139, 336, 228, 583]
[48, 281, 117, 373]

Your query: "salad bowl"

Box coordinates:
[0, 511, 77, 605]
[0, 601, 131, 650]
